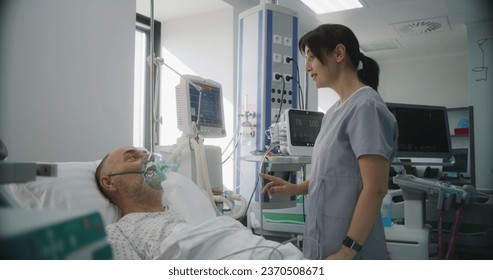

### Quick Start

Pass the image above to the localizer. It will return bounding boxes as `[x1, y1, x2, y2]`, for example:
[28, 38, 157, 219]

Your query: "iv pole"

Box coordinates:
[148, 0, 155, 153]
[146, 0, 204, 149]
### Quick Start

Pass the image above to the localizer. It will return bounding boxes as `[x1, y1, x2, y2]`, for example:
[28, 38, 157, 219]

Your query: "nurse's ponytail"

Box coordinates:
[358, 53, 380, 91]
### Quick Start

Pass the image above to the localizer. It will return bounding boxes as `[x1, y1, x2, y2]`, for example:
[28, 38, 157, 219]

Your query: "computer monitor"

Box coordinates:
[175, 75, 226, 138]
[386, 103, 452, 160]
[284, 109, 324, 156]
[442, 148, 469, 178]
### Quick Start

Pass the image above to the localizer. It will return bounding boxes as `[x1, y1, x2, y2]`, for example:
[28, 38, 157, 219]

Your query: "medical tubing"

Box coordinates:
[222, 116, 241, 155]
[259, 144, 279, 236]
[230, 193, 248, 219]
[275, 75, 286, 124]
[153, 63, 160, 145]
[215, 195, 234, 210]
[214, 192, 248, 220]
[190, 138, 204, 188]
[286, 57, 304, 109]
[222, 122, 242, 164]
[165, 137, 216, 207]
[272, 235, 323, 260]
[268, 237, 298, 260]
[168, 137, 216, 210]
[199, 140, 217, 209]
[217, 245, 285, 260]
[290, 76, 304, 110]
[190, 138, 215, 208]
[165, 139, 191, 165]
[194, 90, 204, 136]
[445, 204, 465, 259]
[225, 194, 247, 220]
[188, 138, 205, 188]
[197, 140, 212, 192]
[437, 197, 447, 259]
[238, 144, 277, 226]
[239, 175, 258, 225]
[222, 136, 240, 164]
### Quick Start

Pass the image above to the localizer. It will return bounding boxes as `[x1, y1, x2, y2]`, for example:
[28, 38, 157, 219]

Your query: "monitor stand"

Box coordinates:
[384, 186, 431, 259]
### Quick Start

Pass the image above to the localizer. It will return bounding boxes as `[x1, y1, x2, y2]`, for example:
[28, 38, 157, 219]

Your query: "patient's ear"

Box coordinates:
[101, 176, 117, 191]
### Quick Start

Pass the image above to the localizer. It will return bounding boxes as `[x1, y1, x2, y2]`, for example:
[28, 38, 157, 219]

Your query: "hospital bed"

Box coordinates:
[0, 160, 304, 260]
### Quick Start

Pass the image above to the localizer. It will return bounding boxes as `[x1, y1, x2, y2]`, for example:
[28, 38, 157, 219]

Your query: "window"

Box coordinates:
[133, 14, 161, 150]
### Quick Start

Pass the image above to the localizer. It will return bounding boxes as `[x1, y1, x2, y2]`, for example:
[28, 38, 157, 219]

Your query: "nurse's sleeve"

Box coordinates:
[347, 101, 396, 161]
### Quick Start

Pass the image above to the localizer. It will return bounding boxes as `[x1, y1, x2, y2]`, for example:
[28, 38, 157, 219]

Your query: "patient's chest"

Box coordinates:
[106, 209, 185, 259]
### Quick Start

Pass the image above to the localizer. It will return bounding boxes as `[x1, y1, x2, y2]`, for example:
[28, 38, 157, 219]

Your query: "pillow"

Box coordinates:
[0, 161, 121, 226]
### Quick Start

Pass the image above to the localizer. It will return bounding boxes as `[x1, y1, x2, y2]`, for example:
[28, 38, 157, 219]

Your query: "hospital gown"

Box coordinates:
[303, 86, 398, 259]
[106, 208, 185, 260]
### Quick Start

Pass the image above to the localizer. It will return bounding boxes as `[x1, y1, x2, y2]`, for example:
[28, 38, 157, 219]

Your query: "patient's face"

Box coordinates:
[106, 146, 147, 175]
[105, 146, 162, 197]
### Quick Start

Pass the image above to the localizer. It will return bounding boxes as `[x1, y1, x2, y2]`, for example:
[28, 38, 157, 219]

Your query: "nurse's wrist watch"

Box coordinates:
[342, 236, 362, 252]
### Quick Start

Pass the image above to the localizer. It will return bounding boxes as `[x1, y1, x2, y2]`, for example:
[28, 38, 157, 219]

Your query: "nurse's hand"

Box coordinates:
[326, 246, 357, 260]
[259, 173, 299, 199]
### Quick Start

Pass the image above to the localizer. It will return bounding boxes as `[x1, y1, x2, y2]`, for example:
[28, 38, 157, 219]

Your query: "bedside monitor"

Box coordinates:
[175, 75, 226, 138]
[386, 103, 452, 160]
[284, 109, 324, 156]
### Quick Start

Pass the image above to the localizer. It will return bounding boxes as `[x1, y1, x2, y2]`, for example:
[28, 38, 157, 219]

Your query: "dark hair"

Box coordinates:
[95, 153, 113, 203]
[298, 24, 380, 91]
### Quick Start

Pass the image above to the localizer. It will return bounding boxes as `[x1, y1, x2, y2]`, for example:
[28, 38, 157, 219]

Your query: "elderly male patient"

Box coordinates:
[95, 145, 303, 260]
[95, 146, 185, 259]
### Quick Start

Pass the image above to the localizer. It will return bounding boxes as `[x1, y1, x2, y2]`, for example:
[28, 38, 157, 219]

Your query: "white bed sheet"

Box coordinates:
[159, 215, 304, 260]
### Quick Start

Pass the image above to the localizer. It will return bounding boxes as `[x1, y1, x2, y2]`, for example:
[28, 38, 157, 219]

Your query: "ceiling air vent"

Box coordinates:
[392, 16, 450, 36]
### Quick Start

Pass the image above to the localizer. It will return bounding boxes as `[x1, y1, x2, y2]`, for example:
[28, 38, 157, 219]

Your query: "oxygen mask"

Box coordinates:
[108, 150, 177, 189]
[141, 152, 177, 189]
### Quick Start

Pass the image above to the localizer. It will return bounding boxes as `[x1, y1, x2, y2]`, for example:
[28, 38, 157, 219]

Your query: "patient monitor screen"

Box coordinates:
[188, 82, 223, 129]
[176, 75, 226, 138]
[387, 103, 452, 158]
[283, 109, 324, 156]
[288, 110, 323, 147]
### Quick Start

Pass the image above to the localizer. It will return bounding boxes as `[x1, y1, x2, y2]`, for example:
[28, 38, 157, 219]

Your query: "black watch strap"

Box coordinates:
[342, 236, 362, 252]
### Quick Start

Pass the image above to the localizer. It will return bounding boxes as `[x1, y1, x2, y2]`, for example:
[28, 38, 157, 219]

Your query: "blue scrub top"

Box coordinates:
[303, 86, 398, 259]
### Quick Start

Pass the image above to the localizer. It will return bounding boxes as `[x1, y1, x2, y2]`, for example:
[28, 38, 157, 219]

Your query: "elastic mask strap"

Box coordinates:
[108, 171, 144, 177]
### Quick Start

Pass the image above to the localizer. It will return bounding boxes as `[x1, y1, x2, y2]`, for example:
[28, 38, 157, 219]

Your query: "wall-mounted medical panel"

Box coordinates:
[235, 3, 299, 209]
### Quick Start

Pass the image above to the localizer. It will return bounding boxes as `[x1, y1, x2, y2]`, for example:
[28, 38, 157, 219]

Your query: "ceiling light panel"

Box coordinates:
[301, 0, 363, 14]
[360, 39, 401, 52]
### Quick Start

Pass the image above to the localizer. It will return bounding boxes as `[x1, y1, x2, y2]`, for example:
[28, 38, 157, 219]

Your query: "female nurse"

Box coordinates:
[260, 24, 398, 260]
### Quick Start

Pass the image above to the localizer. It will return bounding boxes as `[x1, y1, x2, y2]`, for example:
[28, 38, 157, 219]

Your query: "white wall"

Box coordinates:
[467, 20, 493, 191]
[0, 0, 136, 162]
[379, 54, 469, 107]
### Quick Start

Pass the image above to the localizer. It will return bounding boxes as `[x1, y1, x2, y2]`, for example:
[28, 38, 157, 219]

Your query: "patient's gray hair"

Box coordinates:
[95, 153, 114, 203]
